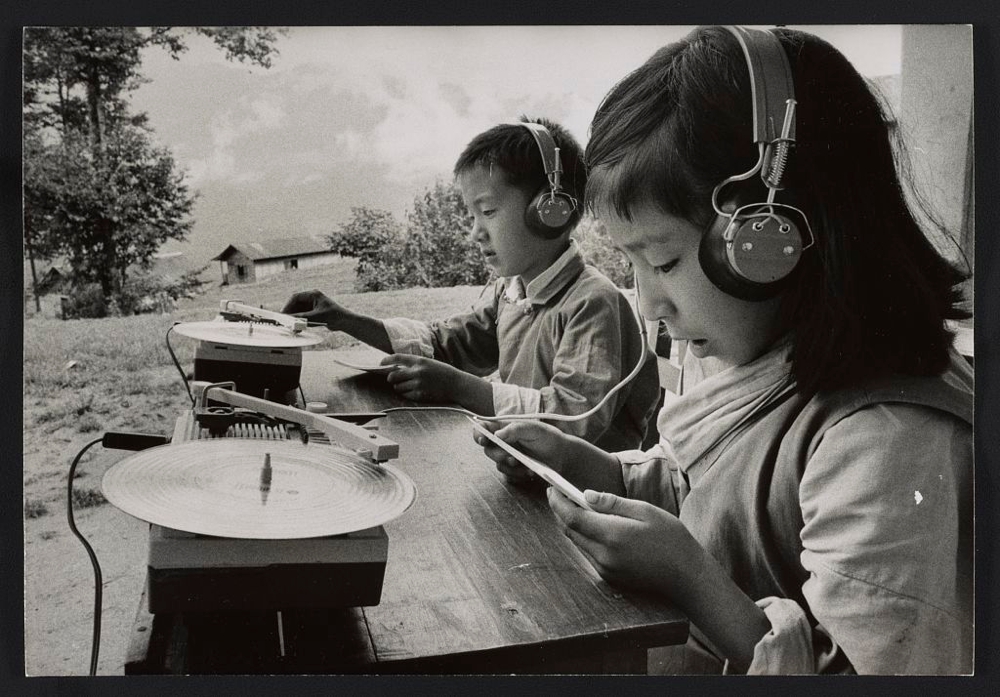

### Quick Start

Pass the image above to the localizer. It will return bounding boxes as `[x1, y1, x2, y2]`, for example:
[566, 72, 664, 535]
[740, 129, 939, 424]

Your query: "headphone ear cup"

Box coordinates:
[525, 188, 575, 239]
[699, 207, 803, 301]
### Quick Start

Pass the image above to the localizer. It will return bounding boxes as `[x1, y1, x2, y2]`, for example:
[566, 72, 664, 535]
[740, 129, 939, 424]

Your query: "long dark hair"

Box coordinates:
[586, 26, 970, 394]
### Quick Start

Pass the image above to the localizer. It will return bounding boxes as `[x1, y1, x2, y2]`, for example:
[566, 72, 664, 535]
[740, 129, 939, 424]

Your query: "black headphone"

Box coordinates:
[698, 26, 815, 301]
[515, 121, 579, 239]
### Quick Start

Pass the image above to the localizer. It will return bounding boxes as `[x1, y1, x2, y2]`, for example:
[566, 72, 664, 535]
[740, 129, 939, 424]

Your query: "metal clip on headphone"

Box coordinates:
[517, 121, 579, 239]
[698, 26, 815, 301]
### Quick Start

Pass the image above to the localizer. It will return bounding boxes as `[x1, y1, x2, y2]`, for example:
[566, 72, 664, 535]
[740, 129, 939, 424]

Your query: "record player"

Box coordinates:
[103, 302, 415, 614]
[173, 300, 322, 404]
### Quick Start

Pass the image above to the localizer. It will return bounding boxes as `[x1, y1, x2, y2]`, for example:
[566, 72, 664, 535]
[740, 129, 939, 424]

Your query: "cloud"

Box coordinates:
[186, 97, 286, 185]
[133, 25, 907, 263]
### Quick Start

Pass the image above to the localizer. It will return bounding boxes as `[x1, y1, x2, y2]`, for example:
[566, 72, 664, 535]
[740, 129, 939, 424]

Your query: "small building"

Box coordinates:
[211, 236, 338, 285]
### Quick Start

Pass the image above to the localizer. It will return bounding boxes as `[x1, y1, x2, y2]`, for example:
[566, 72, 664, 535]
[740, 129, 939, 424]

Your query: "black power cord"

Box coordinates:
[67, 431, 170, 676]
[166, 323, 195, 406]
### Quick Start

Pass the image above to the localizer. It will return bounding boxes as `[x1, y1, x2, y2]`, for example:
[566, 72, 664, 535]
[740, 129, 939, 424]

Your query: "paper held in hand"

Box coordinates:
[468, 418, 594, 511]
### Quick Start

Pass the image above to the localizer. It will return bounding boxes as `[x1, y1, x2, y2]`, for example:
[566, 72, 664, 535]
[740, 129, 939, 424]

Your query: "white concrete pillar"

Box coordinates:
[899, 25, 974, 307]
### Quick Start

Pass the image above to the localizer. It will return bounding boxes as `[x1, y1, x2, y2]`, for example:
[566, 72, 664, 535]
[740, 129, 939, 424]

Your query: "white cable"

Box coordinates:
[385, 275, 652, 424]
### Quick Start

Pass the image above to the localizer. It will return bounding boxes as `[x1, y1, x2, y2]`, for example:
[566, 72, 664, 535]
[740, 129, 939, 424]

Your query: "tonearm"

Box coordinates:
[191, 380, 399, 463]
[218, 300, 309, 334]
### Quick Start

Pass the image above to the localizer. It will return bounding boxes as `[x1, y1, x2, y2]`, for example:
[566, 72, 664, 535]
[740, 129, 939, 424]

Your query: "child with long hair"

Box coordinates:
[476, 26, 973, 674]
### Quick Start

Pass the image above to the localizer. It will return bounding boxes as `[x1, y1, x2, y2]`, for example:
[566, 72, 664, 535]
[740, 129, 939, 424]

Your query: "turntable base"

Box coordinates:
[146, 525, 388, 613]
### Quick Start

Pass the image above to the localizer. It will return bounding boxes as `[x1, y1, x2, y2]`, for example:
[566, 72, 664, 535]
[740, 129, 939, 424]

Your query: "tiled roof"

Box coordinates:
[212, 235, 332, 262]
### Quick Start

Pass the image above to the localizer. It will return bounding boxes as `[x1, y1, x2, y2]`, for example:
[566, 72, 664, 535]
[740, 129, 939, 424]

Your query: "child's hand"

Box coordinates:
[547, 487, 696, 594]
[474, 420, 571, 484]
[281, 290, 348, 329]
[383, 354, 463, 402]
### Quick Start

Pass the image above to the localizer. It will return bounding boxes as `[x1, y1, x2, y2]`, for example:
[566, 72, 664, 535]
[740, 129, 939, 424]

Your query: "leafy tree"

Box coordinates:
[402, 180, 488, 287]
[338, 181, 491, 292]
[22, 26, 283, 314]
[327, 207, 403, 292]
[573, 215, 634, 288]
[25, 125, 195, 298]
[328, 207, 400, 259]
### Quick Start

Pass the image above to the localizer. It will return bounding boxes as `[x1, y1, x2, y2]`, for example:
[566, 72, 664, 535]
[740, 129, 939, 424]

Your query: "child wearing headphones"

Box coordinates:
[284, 117, 660, 452]
[476, 27, 973, 674]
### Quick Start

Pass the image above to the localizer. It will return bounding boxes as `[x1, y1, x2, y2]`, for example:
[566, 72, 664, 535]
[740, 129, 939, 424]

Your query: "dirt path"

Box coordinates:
[24, 497, 148, 676]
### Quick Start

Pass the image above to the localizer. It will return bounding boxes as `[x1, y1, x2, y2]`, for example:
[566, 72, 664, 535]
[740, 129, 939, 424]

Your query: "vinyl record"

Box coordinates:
[173, 319, 323, 347]
[102, 439, 416, 539]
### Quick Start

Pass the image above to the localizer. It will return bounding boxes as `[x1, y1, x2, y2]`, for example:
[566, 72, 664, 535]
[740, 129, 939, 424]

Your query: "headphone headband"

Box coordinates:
[724, 26, 797, 145]
[508, 120, 579, 236]
[698, 26, 812, 301]
[518, 121, 562, 180]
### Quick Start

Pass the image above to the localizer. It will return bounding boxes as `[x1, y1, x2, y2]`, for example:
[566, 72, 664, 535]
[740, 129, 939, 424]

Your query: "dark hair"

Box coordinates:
[586, 26, 970, 394]
[454, 116, 587, 230]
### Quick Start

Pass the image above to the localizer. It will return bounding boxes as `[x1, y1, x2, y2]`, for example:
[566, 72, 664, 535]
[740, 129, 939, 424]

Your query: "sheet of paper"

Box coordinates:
[331, 357, 398, 374]
[468, 418, 594, 511]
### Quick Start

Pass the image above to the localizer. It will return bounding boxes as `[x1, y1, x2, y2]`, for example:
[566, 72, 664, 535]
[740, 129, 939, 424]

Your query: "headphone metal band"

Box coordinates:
[724, 26, 797, 145]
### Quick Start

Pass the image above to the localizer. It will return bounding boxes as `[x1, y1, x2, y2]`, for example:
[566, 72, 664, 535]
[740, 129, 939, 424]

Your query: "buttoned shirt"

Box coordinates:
[382, 241, 659, 451]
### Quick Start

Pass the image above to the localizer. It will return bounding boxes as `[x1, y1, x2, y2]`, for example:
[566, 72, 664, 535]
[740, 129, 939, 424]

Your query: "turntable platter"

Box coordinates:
[102, 439, 416, 539]
[173, 319, 323, 347]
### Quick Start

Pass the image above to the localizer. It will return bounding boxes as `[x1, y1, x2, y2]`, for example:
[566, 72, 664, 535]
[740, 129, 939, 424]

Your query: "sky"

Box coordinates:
[127, 25, 903, 267]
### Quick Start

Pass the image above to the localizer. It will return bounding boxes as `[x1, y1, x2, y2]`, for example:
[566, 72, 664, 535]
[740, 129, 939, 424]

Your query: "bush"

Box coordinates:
[398, 180, 488, 288]
[336, 182, 491, 292]
[24, 499, 49, 519]
[62, 283, 109, 319]
[72, 487, 107, 509]
[60, 266, 210, 318]
[328, 207, 404, 292]
[574, 215, 634, 288]
[114, 266, 210, 315]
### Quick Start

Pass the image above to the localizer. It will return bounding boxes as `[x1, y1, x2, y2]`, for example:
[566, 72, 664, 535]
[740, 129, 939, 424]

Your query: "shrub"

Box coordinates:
[24, 499, 49, 519]
[76, 413, 102, 433]
[72, 488, 107, 509]
[62, 283, 109, 319]
[328, 207, 402, 292]
[399, 180, 488, 288]
[337, 182, 491, 292]
[114, 266, 210, 316]
[574, 215, 634, 288]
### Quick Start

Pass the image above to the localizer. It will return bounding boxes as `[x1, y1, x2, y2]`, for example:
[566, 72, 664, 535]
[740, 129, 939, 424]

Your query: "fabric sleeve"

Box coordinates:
[382, 283, 501, 377]
[617, 444, 684, 516]
[382, 317, 437, 357]
[753, 403, 972, 675]
[524, 289, 632, 442]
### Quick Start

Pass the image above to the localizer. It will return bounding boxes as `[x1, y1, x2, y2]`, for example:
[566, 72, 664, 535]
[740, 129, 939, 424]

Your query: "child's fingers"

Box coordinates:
[382, 353, 413, 366]
[584, 490, 648, 520]
[495, 458, 535, 481]
[493, 420, 550, 447]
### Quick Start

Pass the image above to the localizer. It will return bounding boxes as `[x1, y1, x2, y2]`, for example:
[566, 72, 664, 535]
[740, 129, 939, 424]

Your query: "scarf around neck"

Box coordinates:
[657, 339, 795, 479]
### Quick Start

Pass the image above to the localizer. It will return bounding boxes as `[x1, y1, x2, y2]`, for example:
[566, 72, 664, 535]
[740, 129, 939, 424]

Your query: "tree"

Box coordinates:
[403, 180, 487, 287]
[24, 125, 196, 299]
[338, 181, 491, 292]
[328, 207, 404, 292]
[22, 26, 283, 313]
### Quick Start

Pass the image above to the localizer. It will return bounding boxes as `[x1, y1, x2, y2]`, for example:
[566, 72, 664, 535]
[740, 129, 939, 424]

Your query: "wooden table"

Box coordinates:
[124, 349, 688, 674]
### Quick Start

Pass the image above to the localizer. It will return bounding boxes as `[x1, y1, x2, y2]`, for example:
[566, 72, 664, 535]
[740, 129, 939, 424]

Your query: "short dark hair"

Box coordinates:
[586, 26, 970, 394]
[453, 116, 587, 230]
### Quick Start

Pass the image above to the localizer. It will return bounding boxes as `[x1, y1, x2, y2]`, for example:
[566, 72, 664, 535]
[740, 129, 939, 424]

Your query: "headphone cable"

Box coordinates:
[385, 281, 653, 424]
